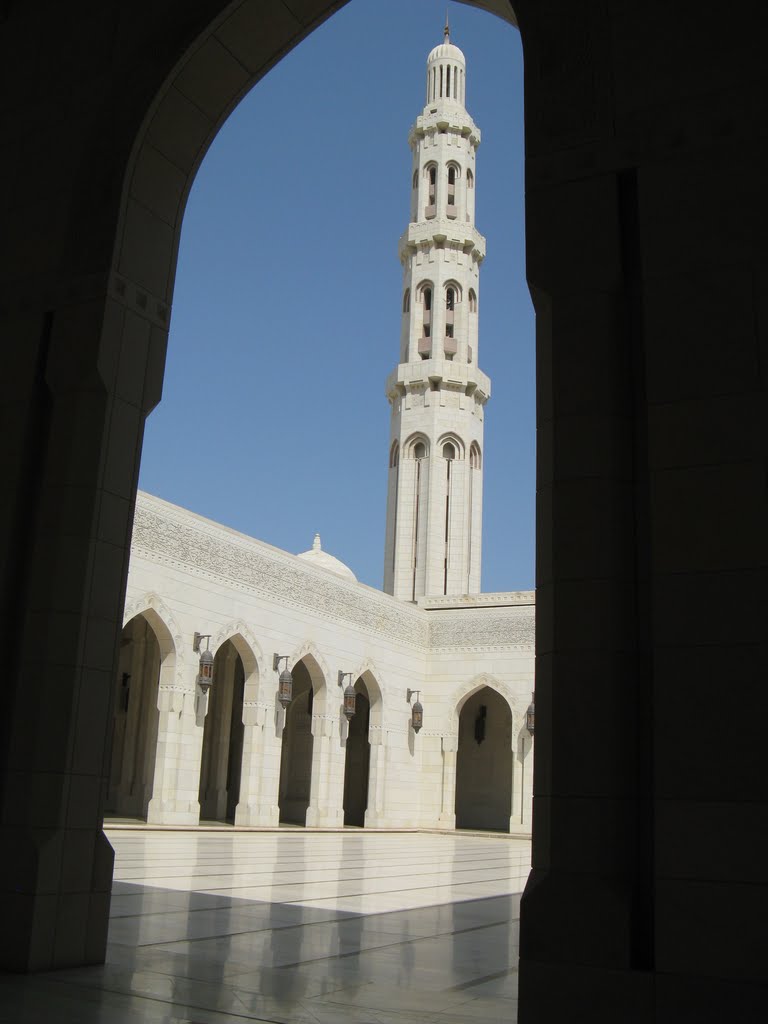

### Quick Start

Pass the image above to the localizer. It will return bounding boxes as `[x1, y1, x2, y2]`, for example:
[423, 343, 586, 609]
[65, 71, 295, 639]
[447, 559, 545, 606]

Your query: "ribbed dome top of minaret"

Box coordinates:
[427, 20, 465, 66]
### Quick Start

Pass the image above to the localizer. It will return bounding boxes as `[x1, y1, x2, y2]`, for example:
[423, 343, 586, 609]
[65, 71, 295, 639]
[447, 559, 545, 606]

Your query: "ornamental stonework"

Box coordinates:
[132, 500, 428, 647]
[427, 606, 535, 649]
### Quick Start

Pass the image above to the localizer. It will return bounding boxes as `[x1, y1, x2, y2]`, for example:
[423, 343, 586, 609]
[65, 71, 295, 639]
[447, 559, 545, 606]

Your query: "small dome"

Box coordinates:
[427, 41, 466, 66]
[297, 533, 357, 582]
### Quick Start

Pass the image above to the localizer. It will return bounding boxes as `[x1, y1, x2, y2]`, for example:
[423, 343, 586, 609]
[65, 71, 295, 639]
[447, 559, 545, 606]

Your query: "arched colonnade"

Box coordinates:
[108, 606, 529, 831]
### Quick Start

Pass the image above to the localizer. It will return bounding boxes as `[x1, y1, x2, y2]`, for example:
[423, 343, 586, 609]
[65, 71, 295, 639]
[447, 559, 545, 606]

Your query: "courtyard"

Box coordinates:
[0, 829, 531, 1023]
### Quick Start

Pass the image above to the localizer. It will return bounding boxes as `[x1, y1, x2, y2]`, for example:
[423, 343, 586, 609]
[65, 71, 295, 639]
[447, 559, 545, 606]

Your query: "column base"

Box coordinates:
[147, 799, 200, 825]
[306, 806, 344, 827]
[235, 803, 280, 827]
[519, 959, 653, 1024]
[437, 812, 456, 829]
[0, 828, 114, 972]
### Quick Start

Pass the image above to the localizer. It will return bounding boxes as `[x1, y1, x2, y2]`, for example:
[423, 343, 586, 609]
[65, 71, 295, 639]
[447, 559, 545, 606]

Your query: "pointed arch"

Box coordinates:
[451, 673, 516, 730]
[443, 279, 462, 303]
[109, 594, 180, 819]
[122, 592, 180, 661]
[454, 680, 514, 833]
[290, 641, 329, 704]
[278, 642, 328, 827]
[404, 432, 430, 459]
[211, 619, 264, 703]
[437, 431, 466, 460]
[350, 657, 385, 730]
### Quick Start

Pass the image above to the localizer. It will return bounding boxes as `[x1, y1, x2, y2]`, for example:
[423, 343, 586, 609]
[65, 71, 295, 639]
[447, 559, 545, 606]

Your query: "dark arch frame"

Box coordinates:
[4, 6, 766, 1023]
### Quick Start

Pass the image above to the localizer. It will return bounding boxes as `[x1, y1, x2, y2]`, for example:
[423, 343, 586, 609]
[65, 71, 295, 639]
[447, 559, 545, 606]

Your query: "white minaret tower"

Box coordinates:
[384, 24, 490, 602]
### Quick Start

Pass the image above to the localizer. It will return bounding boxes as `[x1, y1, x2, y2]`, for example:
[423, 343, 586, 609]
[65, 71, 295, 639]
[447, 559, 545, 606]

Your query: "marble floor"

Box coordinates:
[0, 829, 531, 1023]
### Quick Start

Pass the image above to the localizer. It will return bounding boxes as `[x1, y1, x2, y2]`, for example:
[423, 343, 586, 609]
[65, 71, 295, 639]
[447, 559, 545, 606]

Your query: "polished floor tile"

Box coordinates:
[0, 829, 530, 1023]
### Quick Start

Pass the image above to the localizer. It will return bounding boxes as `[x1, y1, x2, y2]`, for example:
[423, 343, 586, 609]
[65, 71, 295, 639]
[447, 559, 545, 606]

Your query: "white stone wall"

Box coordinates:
[122, 491, 535, 831]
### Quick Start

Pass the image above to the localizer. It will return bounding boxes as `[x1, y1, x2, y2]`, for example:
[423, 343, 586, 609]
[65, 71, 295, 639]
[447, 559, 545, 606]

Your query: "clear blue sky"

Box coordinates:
[139, 0, 534, 592]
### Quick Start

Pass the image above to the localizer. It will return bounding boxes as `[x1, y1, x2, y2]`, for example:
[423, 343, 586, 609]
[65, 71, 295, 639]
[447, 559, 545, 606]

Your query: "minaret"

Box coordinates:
[384, 26, 490, 602]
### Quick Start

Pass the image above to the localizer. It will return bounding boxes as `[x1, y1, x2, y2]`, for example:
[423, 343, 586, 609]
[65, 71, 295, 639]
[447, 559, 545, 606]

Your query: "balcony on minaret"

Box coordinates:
[418, 336, 432, 357]
[443, 337, 457, 358]
[425, 204, 436, 219]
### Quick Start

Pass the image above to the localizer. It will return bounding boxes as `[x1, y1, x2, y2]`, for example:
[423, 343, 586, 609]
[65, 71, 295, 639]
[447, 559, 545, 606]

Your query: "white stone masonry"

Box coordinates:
[384, 30, 489, 602]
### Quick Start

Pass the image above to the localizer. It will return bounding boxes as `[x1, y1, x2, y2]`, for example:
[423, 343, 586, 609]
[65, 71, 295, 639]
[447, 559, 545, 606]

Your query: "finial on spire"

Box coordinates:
[444, 11, 450, 42]
[312, 533, 321, 551]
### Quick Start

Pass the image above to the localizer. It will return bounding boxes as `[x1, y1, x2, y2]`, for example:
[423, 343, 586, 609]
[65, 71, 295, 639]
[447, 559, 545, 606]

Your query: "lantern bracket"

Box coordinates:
[338, 671, 353, 688]
[193, 632, 211, 653]
[406, 688, 421, 703]
[274, 654, 293, 709]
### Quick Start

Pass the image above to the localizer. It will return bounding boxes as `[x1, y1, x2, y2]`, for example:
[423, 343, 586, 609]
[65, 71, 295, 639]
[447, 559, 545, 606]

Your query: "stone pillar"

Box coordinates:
[147, 687, 199, 825]
[364, 727, 388, 827]
[0, 290, 167, 970]
[306, 714, 344, 827]
[510, 729, 533, 835]
[235, 702, 279, 826]
[438, 734, 458, 829]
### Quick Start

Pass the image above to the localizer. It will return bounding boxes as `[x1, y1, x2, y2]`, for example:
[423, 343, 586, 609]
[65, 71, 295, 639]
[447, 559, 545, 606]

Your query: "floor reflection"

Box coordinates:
[0, 829, 531, 1023]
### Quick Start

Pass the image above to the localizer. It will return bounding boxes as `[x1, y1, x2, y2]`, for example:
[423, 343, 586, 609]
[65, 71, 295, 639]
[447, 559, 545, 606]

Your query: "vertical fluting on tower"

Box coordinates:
[384, 32, 490, 601]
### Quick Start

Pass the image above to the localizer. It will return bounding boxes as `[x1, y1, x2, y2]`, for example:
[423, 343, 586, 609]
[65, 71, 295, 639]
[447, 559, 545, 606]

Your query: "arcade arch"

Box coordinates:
[455, 684, 513, 831]
[198, 633, 256, 822]
[106, 610, 172, 819]
[342, 670, 384, 828]
[278, 654, 326, 825]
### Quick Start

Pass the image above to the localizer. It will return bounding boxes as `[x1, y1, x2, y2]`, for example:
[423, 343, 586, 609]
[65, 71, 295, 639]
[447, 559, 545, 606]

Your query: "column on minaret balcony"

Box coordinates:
[401, 286, 411, 361]
[446, 165, 457, 218]
[444, 283, 457, 358]
[425, 163, 437, 219]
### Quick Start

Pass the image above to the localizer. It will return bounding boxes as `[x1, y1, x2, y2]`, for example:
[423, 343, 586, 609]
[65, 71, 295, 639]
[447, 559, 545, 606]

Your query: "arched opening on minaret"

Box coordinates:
[277, 659, 316, 826]
[106, 612, 165, 819]
[455, 686, 513, 832]
[198, 638, 246, 822]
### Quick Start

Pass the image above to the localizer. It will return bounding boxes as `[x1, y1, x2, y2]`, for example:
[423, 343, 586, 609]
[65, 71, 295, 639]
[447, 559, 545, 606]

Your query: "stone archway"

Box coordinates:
[343, 680, 371, 827]
[278, 660, 315, 825]
[455, 686, 513, 832]
[7, 5, 765, 1018]
[106, 611, 167, 819]
[198, 637, 247, 822]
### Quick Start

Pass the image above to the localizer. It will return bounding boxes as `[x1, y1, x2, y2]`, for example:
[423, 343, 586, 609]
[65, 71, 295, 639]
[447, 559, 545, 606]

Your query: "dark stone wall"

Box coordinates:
[1, 2, 766, 1019]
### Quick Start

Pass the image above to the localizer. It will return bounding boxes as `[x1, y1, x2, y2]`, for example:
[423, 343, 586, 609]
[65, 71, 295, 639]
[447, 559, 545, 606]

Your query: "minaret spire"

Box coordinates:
[444, 13, 450, 42]
[383, 34, 490, 601]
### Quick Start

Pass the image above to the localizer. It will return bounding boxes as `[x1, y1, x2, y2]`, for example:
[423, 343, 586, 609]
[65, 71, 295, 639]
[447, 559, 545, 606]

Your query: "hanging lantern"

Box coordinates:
[526, 692, 535, 735]
[411, 698, 423, 733]
[407, 688, 423, 734]
[278, 667, 293, 708]
[338, 671, 356, 721]
[198, 648, 214, 693]
[343, 681, 357, 721]
[274, 654, 293, 708]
